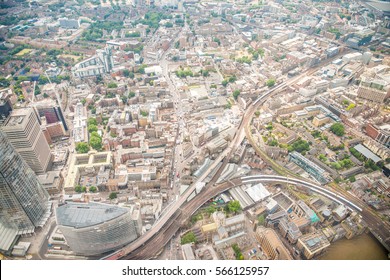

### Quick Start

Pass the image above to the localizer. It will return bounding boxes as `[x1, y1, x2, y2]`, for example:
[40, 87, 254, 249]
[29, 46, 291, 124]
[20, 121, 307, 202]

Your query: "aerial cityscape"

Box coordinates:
[0, 0, 389, 261]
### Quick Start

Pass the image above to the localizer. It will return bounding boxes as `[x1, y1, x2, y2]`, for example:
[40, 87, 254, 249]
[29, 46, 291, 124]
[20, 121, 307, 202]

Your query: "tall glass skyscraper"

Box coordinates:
[0, 129, 50, 236]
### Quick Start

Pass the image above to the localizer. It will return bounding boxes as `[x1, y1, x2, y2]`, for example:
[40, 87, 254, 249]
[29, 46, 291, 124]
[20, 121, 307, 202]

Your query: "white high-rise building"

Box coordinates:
[72, 47, 114, 78]
[2, 108, 52, 174]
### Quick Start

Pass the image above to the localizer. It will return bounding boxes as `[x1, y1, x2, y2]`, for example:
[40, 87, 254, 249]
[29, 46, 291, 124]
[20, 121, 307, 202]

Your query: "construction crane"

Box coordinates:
[45, 70, 62, 109]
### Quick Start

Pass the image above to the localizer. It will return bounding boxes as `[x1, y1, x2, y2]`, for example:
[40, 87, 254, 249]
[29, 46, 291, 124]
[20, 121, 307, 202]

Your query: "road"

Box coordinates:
[121, 173, 371, 259]
[102, 49, 357, 259]
[102, 44, 390, 259]
[242, 53, 390, 252]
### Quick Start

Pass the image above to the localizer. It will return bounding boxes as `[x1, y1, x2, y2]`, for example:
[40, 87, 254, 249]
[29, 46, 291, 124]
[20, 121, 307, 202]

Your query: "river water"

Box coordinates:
[319, 233, 389, 260]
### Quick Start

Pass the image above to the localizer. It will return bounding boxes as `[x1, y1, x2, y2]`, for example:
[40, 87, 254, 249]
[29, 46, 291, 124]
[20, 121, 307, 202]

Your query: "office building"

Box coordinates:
[56, 202, 141, 256]
[357, 77, 390, 104]
[59, 18, 80, 29]
[0, 97, 12, 125]
[366, 123, 390, 148]
[37, 171, 63, 195]
[255, 227, 293, 260]
[37, 105, 68, 131]
[1, 108, 52, 174]
[278, 218, 302, 244]
[0, 130, 50, 252]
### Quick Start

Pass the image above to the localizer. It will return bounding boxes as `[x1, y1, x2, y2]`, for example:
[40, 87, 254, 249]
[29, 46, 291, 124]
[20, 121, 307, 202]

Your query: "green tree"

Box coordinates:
[206, 205, 217, 215]
[233, 90, 240, 100]
[268, 139, 278, 146]
[88, 124, 98, 133]
[138, 64, 147, 74]
[89, 186, 97, 193]
[109, 192, 117, 200]
[123, 69, 131, 77]
[140, 110, 148, 117]
[331, 162, 342, 170]
[311, 131, 321, 138]
[226, 200, 242, 213]
[125, 31, 141, 37]
[229, 76, 237, 83]
[349, 147, 364, 161]
[76, 142, 90, 153]
[288, 139, 310, 154]
[319, 154, 327, 162]
[0, 77, 10, 87]
[365, 160, 380, 171]
[266, 79, 276, 87]
[222, 79, 228, 87]
[181, 231, 197, 244]
[107, 82, 118, 88]
[200, 69, 209, 77]
[90, 134, 102, 150]
[232, 244, 244, 260]
[258, 214, 265, 225]
[330, 123, 345, 137]
[175, 68, 194, 78]
[225, 101, 232, 109]
[87, 118, 98, 126]
[236, 56, 252, 64]
[129, 91, 136, 98]
[121, 95, 128, 104]
[348, 176, 356, 183]
[75, 185, 83, 193]
[346, 103, 355, 111]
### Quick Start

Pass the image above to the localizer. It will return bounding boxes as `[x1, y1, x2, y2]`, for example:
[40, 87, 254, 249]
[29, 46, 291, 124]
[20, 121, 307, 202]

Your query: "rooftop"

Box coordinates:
[299, 232, 330, 253]
[4, 108, 32, 127]
[354, 144, 382, 163]
[245, 183, 271, 202]
[56, 202, 129, 229]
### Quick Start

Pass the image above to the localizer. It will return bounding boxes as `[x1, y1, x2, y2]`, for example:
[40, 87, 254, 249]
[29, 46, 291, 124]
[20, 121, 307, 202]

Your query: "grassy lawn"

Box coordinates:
[59, 54, 82, 61]
[15, 48, 33, 56]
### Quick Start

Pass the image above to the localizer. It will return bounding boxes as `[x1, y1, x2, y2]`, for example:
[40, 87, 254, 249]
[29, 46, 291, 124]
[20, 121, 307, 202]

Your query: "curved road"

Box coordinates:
[102, 50, 358, 259]
[120, 174, 365, 259]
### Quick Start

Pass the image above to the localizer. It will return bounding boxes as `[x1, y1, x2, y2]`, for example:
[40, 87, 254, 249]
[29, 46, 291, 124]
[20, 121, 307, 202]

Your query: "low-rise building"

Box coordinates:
[297, 232, 330, 259]
[63, 151, 112, 192]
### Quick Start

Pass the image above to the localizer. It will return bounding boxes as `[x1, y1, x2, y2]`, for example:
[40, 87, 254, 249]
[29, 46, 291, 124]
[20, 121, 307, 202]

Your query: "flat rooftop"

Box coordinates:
[273, 192, 294, 211]
[4, 108, 32, 127]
